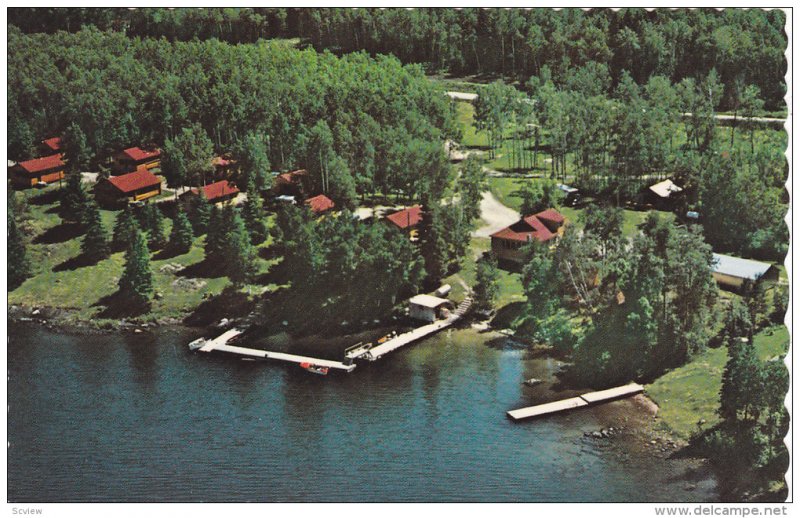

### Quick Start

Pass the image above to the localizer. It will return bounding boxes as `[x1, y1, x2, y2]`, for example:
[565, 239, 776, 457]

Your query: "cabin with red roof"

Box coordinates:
[113, 146, 161, 174]
[490, 209, 565, 266]
[9, 154, 65, 188]
[304, 194, 335, 215]
[96, 168, 162, 206]
[188, 180, 240, 205]
[39, 137, 63, 155]
[211, 155, 238, 179]
[386, 205, 422, 230]
[273, 169, 309, 197]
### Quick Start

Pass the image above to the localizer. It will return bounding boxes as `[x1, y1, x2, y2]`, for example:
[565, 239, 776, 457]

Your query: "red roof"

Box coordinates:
[277, 169, 308, 184]
[16, 154, 65, 174]
[193, 180, 239, 202]
[212, 156, 236, 168]
[386, 205, 422, 229]
[304, 194, 335, 214]
[122, 147, 161, 162]
[534, 208, 565, 227]
[107, 168, 161, 194]
[491, 209, 564, 243]
[41, 137, 63, 152]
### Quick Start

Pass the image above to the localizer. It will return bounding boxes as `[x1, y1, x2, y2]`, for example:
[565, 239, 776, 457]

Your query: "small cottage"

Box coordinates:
[189, 180, 240, 205]
[39, 137, 63, 154]
[711, 253, 779, 291]
[96, 168, 162, 206]
[304, 194, 335, 215]
[646, 179, 683, 210]
[113, 146, 161, 174]
[10, 154, 65, 188]
[274, 169, 309, 197]
[491, 208, 565, 266]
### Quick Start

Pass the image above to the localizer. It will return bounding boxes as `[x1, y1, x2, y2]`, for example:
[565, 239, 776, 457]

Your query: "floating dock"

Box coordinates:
[507, 383, 644, 421]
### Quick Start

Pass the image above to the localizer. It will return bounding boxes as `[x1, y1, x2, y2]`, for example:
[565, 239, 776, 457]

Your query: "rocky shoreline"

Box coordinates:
[8, 304, 191, 334]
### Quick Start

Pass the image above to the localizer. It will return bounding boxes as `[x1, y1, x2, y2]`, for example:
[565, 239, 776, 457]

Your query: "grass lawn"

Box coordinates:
[487, 176, 664, 238]
[444, 236, 524, 308]
[646, 325, 789, 440]
[10, 184, 276, 325]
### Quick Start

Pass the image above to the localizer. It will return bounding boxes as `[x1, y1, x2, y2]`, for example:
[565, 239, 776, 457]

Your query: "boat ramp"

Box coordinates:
[507, 383, 644, 421]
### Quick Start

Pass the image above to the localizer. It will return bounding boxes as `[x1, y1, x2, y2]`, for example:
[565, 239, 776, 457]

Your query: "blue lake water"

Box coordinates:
[8, 323, 717, 502]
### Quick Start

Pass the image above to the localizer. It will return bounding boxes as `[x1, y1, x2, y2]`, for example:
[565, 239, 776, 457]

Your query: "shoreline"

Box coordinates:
[8, 315, 717, 497]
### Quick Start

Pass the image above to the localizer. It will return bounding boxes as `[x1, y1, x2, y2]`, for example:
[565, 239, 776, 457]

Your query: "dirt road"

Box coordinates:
[473, 191, 519, 238]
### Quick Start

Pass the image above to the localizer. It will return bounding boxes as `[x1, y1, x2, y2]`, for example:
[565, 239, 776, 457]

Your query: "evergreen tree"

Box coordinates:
[60, 172, 89, 225]
[80, 201, 110, 261]
[169, 207, 194, 254]
[63, 121, 92, 173]
[225, 208, 258, 286]
[190, 193, 212, 236]
[240, 184, 269, 245]
[720, 334, 763, 423]
[119, 228, 154, 307]
[112, 206, 139, 251]
[204, 205, 225, 263]
[8, 209, 31, 290]
[144, 204, 167, 250]
[418, 204, 448, 288]
[474, 253, 499, 312]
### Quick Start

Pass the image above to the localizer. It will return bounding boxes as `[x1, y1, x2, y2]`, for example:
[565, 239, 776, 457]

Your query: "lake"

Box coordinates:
[8, 323, 717, 502]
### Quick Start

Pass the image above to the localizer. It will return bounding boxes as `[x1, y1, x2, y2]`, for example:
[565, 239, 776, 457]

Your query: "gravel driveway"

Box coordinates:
[473, 191, 519, 238]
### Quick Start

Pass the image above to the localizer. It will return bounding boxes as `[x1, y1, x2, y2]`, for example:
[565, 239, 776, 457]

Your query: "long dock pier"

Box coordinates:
[346, 296, 472, 362]
[507, 383, 644, 421]
[191, 328, 356, 372]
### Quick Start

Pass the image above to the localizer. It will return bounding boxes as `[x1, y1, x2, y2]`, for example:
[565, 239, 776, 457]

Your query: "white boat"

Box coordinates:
[188, 337, 208, 351]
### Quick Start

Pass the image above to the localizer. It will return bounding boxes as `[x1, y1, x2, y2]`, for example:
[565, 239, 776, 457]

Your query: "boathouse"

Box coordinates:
[490, 208, 565, 266]
[711, 253, 778, 291]
[304, 194, 335, 215]
[408, 294, 453, 323]
[113, 146, 161, 174]
[10, 154, 65, 188]
[96, 168, 162, 206]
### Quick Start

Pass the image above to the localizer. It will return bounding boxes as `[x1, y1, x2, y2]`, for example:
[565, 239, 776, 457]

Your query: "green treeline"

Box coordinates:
[8, 8, 788, 111]
[8, 26, 457, 208]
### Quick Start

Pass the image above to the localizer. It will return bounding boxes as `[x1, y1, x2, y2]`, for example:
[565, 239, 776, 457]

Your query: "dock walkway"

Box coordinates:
[507, 383, 644, 421]
[352, 296, 472, 362]
[193, 328, 356, 372]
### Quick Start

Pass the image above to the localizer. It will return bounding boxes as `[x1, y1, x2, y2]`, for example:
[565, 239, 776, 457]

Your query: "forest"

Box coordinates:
[6, 8, 789, 501]
[8, 7, 788, 111]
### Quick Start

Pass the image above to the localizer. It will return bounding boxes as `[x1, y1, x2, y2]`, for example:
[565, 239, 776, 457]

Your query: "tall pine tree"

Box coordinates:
[169, 207, 194, 254]
[240, 184, 268, 245]
[80, 201, 110, 261]
[190, 193, 212, 236]
[61, 172, 89, 225]
[112, 205, 139, 251]
[119, 228, 154, 307]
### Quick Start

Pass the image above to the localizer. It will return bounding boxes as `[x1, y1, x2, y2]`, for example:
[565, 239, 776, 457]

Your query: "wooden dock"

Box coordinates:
[351, 296, 472, 362]
[192, 328, 356, 372]
[507, 383, 644, 421]
[507, 397, 588, 420]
